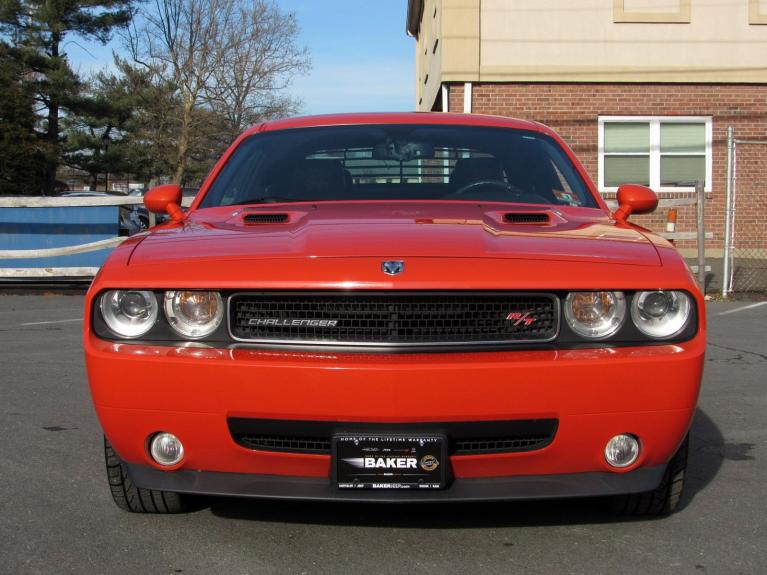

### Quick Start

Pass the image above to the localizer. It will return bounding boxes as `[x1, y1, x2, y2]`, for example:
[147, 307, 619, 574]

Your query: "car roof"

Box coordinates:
[247, 112, 547, 136]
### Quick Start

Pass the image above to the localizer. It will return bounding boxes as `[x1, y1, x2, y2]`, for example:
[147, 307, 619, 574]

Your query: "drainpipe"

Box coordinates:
[463, 82, 472, 114]
[722, 126, 734, 298]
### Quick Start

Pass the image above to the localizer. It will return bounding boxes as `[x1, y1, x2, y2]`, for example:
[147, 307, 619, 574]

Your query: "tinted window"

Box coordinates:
[200, 125, 597, 208]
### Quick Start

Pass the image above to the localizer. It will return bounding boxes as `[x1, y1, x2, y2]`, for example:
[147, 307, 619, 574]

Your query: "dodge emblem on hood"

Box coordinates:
[382, 260, 404, 275]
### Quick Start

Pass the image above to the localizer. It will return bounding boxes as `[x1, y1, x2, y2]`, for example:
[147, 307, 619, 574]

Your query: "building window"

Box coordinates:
[598, 116, 712, 193]
[750, 0, 767, 24]
[613, 0, 691, 24]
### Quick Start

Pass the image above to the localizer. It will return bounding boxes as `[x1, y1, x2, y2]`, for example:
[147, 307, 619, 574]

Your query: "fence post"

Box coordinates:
[723, 125, 734, 297]
[696, 180, 706, 293]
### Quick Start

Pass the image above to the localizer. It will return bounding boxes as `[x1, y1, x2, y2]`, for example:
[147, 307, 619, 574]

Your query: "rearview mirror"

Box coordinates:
[373, 141, 435, 162]
[144, 184, 184, 222]
[612, 184, 658, 223]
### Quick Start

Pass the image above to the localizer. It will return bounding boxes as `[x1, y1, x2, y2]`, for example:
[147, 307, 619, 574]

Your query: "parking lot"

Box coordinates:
[0, 294, 764, 574]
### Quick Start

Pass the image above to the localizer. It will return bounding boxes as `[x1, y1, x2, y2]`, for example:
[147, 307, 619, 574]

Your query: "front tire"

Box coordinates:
[104, 437, 188, 513]
[611, 435, 689, 516]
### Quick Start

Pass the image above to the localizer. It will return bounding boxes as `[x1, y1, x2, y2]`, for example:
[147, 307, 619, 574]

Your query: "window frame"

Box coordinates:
[750, 0, 767, 25]
[612, 0, 691, 24]
[598, 116, 713, 194]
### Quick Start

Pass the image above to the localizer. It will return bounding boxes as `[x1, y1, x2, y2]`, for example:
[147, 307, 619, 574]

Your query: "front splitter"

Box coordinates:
[127, 463, 665, 503]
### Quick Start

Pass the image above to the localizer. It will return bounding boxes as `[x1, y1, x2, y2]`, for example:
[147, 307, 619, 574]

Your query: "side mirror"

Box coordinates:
[612, 184, 658, 223]
[144, 184, 185, 222]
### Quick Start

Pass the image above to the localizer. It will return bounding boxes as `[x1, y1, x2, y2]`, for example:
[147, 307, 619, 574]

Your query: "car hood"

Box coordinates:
[128, 202, 661, 267]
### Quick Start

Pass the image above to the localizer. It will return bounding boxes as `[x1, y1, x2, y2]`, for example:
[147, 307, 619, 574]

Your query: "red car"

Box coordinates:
[84, 113, 704, 515]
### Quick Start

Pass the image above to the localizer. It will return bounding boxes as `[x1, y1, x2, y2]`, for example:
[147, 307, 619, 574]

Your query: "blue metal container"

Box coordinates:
[0, 206, 120, 268]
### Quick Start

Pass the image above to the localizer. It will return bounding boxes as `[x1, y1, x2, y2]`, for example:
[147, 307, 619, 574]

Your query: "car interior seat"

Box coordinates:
[290, 159, 348, 199]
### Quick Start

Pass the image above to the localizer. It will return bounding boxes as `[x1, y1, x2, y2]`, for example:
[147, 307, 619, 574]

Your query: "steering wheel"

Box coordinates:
[454, 179, 516, 196]
[451, 180, 552, 204]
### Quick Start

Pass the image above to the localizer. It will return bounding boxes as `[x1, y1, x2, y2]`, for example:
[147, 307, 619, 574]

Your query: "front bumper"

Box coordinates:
[86, 330, 704, 496]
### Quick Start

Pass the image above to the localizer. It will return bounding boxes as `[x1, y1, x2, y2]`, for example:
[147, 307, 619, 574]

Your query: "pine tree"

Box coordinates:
[0, 42, 45, 195]
[61, 70, 134, 190]
[0, 0, 135, 194]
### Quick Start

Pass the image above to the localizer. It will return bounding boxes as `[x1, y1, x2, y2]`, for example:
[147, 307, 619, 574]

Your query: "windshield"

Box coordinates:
[199, 124, 597, 209]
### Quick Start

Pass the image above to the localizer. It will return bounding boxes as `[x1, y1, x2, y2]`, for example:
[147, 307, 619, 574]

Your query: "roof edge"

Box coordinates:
[406, 0, 424, 37]
[244, 112, 546, 136]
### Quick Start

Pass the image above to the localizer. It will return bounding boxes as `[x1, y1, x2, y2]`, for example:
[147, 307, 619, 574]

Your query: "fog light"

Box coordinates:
[149, 432, 184, 466]
[604, 434, 640, 468]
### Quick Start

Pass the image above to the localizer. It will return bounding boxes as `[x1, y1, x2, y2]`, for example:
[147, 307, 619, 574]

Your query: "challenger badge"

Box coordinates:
[248, 318, 339, 327]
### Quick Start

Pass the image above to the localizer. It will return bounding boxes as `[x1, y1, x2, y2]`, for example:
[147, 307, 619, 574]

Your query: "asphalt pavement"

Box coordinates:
[0, 294, 765, 575]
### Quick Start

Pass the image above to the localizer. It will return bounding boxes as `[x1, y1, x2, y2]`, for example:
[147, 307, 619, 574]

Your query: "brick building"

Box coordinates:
[406, 0, 767, 289]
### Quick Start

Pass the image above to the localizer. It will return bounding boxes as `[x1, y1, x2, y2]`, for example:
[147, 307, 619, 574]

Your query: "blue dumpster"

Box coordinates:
[0, 206, 120, 269]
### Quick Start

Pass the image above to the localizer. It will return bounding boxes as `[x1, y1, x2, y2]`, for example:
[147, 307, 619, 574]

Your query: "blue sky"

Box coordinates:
[67, 0, 415, 115]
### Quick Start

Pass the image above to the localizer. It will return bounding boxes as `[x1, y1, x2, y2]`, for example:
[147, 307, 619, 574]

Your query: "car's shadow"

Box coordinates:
[206, 409, 726, 527]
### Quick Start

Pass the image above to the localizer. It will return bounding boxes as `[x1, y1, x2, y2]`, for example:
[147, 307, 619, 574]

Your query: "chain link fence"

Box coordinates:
[723, 128, 767, 295]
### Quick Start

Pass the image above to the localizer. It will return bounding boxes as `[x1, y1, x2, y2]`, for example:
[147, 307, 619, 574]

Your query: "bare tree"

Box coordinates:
[127, 0, 308, 184]
[208, 2, 309, 140]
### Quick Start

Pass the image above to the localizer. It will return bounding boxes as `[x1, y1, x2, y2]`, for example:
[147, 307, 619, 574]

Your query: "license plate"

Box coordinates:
[333, 434, 447, 489]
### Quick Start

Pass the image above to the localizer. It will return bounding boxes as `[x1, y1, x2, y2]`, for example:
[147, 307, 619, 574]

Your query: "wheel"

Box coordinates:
[611, 434, 689, 516]
[104, 437, 188, 513]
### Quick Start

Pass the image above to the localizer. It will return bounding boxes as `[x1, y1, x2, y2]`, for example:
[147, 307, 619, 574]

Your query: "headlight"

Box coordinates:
[100, 290, 158, 338]
[565, 291, 626, 339]
[164, 291, 223, 339]
[631, 290, 691, 339]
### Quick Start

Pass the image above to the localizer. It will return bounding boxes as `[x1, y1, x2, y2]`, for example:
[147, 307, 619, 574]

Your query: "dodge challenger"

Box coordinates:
[84, 113, 704, 515]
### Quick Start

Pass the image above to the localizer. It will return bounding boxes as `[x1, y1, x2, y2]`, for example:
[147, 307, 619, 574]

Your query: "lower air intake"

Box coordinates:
[229, 418, 558, 455]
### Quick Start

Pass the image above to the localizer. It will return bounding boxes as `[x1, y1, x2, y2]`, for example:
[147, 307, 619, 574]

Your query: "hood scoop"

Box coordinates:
[242, 213, 290, 225]
[503, 212, 551, 225]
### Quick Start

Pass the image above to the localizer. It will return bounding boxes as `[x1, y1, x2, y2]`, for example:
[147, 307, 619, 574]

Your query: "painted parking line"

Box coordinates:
[20, 318, 83, 326]
[716, 302, 767, 316]
[0, 308, 82, 315]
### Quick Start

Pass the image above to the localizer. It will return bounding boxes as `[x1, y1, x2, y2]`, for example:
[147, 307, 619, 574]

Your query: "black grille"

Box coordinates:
[229, 418, 558, 456]
[504, 212, 550, 224]
[453, 436, 551, 454]
[243, 213, 289, 224]
[229, 292, 558, 347]
[238, 435, 331, 454]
